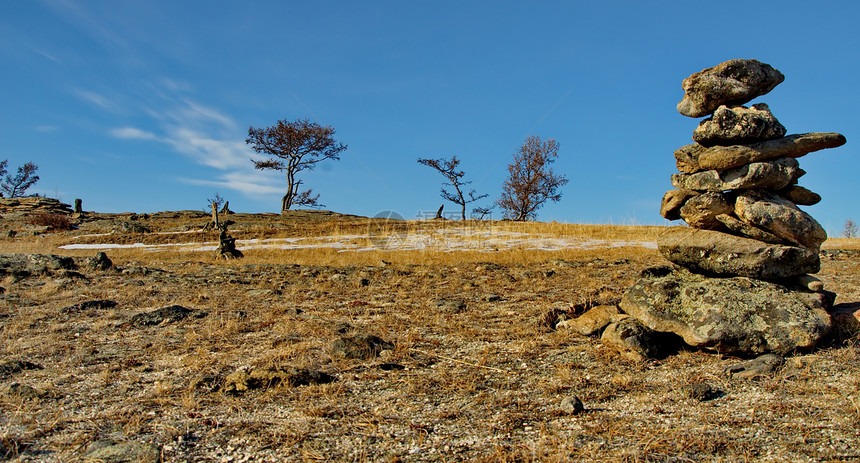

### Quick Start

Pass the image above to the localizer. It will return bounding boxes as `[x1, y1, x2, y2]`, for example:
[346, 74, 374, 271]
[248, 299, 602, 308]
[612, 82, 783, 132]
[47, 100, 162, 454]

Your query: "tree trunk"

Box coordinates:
[211, 201, 220, 229]
[281, 194, 290, 214]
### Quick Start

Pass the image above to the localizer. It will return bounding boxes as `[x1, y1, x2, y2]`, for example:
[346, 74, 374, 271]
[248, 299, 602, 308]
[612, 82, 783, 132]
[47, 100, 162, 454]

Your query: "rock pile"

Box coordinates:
[622, 59, 847, 355]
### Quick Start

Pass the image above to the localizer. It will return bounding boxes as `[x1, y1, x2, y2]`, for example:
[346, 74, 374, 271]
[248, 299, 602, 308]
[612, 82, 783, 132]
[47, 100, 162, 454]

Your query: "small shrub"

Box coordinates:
[28, 213, 74, 230]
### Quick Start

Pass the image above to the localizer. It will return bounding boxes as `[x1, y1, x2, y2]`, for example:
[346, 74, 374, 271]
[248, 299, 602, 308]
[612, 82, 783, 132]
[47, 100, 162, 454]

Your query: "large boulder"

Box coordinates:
[692, 103, 786, 146]
[671, 157, 802, 192]
[734, 190, 827, 250]
[620, 267, 834, 355]
[657, 227, 820, 279]
[674, 133, 846, 173]
[677, 59, 784, 118]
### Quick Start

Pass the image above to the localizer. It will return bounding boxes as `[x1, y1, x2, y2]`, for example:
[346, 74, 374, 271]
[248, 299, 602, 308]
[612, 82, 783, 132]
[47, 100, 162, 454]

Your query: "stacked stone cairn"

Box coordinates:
[620, 59, 847, 356]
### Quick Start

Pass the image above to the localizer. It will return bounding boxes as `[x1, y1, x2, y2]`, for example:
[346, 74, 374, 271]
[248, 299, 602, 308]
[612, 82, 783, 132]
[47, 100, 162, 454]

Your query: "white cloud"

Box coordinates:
[164, 127, 251, 170]
[74, 89, 121, 113]
[109, 126, 157, 140]
[179, 170, 283, 196]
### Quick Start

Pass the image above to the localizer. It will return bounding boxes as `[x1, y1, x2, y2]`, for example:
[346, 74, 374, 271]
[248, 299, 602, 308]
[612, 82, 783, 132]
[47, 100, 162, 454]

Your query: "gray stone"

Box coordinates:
[657, 227, 820, 279]
[332, 334, 394, 360]
[660, 189, 699, 220]
[734, 190, 827, 250]
[620, 268, 833, 355]
[600, 317, 673, 360]
[129, 305, 206, 327]
[725, 354, 785, 379]
[693, 103, 786, 146]
[677, 59, 784, 118]
[82, 440, 162, 463]
[679, 192, 733, 229]
[778, 185, 821, 206]
[671, 157, 802, 192]
[674, 133, 846, 173]
[556, 305, 621, 336]
[560, 396, 585, 414]
[715, 214, 788, 245]
[87, 252, 113, 271]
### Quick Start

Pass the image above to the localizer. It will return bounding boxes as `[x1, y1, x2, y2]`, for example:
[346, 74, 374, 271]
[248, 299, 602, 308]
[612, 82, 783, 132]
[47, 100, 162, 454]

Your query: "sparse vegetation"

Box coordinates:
[27, 212, 74, 230]
[0, 160, 39, 198]
[0, 211, 858, 461]
[246, 118, 347, 213]
[418, 156, 489, 221]
[497, 136, 568, 221]
[844, 218, 858, 238]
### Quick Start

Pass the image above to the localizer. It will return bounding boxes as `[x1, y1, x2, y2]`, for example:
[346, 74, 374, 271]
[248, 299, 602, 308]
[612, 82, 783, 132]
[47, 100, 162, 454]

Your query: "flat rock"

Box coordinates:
[725, 354, 785, 379]
[677, 59, 784, 118]
[679, 192, 733, 229]
[129, 305, 206, 326]
[693, 103, 786, 146]
[660, 189, 699, 220]
[778, 185, 821, 206]
[82, 440, 162, 463]
[674, 133, 846, 173]
[620, 267, 833, 355]
[671, 157, 802, 192]
[734, 189, 827, 250]
[715, 214, 788, 245]
[657, 227, 820, 279]
[557, 305, 620, 336]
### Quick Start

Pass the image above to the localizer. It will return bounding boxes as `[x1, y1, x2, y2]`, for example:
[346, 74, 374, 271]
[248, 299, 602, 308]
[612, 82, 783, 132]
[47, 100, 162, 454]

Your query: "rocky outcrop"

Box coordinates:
[677, 59, 785, 118]
[0, 197, 73, 215]
[693, 103, 786, 146]
[621, 267, 833, 355]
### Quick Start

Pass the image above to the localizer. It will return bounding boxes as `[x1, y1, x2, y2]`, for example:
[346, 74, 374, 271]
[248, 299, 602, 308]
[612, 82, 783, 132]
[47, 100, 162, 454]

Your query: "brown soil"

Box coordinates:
[1, 211, 858, 462]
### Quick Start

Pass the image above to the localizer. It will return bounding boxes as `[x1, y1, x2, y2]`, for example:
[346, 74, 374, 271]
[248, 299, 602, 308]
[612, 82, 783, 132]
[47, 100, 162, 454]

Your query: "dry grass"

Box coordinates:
[0, 210, 858, 461]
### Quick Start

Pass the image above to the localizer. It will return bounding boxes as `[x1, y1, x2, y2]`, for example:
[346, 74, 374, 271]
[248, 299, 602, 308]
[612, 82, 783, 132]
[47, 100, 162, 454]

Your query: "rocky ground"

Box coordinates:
[0, 210, 859, 462]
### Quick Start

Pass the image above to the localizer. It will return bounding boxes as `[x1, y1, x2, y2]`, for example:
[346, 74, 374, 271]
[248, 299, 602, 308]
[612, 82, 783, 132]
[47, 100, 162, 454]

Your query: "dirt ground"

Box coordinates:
[1, 210, 859, 462]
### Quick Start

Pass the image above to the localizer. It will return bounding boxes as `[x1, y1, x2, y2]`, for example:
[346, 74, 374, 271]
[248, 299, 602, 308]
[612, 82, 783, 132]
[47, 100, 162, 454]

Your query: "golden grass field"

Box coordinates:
[1, 210, 859, 462]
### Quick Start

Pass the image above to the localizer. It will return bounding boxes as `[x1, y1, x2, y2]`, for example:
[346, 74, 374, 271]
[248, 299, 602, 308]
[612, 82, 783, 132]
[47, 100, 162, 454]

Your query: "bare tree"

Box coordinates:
[1, 161, 39, 198]
[497, 136, 568, 221]
[844, 219, 858, 238]
[246, 119, 347, 213]
[418, 156, 488, 221]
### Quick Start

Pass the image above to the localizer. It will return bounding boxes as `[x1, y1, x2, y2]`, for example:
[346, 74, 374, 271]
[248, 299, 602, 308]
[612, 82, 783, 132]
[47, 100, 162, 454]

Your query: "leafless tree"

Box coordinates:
[418, 156, 488, 221]
[0, 161, 39, 198]
[497, 136, 568, 221]
[246, 119, 347, 213]
[844, 219, 858, 238]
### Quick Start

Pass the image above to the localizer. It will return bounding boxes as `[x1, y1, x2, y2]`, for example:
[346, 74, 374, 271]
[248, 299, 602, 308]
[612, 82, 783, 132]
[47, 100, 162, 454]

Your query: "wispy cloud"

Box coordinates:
[164, 127, 250, 170]
[74, 89, 122, 113]
[109, 126, 157, 140]
[179, 170, 283, 196]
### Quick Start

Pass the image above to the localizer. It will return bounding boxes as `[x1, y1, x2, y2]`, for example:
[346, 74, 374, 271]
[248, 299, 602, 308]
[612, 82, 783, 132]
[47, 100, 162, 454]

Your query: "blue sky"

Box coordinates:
[1, 1, 857, 232]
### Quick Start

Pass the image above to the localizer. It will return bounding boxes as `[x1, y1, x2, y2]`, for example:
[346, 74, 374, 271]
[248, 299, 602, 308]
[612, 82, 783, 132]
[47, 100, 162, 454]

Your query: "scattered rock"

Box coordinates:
[725, 353, 785, 379]
[113, 222, 151, 234]
[827, 302, 860, 343]
[560, 396, 585, 414]
[129, 305, 206, 327]
[674, 133, 846, 173]
[679, 192, 733, 229]
[671, 157, 802, 192]
[332, 334, 394, 360]
[223, 367, 336, 393]
[4, 383, 42, 400]
[435, 298, 466, 313]
[557, 305, 621, 336]
[87, 252, 113, 271]
[61, 299, 117, 313]
[682, 382, 722, 401]
[734, 189, 827, 250]
[81, 439, 162, 463]
[621, 268, 833, 355]
[0, 360, 43, 379]
[0, 254, 78, 278]
[677, 59, 784, 118]
[657, 227, 820, 279]
[693, 103, 786, 146]
[601, 317, 675, 361]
